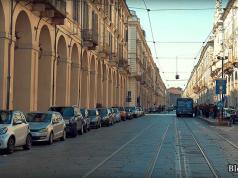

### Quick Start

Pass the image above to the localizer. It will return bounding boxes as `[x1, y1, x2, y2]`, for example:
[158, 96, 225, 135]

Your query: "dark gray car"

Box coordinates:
[48, 106, 84, 137]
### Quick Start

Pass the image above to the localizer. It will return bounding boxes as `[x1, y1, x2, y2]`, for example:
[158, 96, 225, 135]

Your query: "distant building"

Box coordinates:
[167, 87, 183, 107]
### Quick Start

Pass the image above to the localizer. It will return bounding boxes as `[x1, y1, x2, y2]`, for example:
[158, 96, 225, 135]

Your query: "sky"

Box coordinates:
[126, 0, 228, 90]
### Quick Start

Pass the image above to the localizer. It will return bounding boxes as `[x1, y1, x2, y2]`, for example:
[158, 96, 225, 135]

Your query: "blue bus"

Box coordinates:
[176, 98, 194, 117]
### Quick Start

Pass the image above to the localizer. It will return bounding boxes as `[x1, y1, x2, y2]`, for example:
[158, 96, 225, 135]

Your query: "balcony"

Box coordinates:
[108, 52, 119, 66]
[193, 85, 200, 94]
[210, 64, 220, 78]
[82, 29, 98, 50]
[224, 61, 234, 75]
[135, 74, 142, 81]
[97, 43, 110, 59]
[118, 58, 129, 74]
[29, 0, 66, 24]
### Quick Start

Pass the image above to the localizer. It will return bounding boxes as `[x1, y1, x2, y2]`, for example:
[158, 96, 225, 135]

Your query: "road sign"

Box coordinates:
[215, 79, 226, 95]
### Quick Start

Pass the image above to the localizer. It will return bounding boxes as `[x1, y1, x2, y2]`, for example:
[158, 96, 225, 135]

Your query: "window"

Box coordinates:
[73, 0, 79, 21]
[83, 0, 89, 28]
[13, 112, 22, 124]
[92, 11, 98, 35]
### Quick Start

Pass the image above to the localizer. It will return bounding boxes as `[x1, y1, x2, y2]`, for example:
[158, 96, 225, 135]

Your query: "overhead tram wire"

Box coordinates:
[129, 7, 216, 11]
[147, 41, 204, 44]
[141, 0, 168, 87]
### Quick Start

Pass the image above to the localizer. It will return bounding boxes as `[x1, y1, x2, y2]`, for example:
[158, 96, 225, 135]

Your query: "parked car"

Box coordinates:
[108, 108, 115, 124]
[139, 107, 145, 116]
[231, 109, 238, 123]
[125, 107, 133, 120]
[88, 109, 101, 128]
[136, 107, 142, 117]
[0, 110, 32, 154]
[98, 108, 113, 126]
[112, 108, 121, 122]
[127, 106, 137, 118]
[80, 108, 90, 132]
[26, 111, 66, 144]
[118, 107, 126, 121]
[48, 106, 84, 137]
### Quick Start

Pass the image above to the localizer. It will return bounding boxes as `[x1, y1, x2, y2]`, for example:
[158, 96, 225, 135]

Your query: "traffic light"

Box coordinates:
[175, 74, 180, 79]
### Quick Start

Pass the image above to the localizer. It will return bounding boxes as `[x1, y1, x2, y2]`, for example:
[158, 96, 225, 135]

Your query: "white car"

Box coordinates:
[0, 110, 32, 154]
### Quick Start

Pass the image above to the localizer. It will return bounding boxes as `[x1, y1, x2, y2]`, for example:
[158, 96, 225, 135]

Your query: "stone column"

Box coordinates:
[0, 32, 9, 110]
[89, 70, 96, 108]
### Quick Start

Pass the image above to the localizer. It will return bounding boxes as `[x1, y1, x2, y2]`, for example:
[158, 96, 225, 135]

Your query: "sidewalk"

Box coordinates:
[197, 116, 231, 126]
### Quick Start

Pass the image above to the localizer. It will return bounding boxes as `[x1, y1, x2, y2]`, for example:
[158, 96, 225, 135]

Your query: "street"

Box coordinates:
[1, 113, 238, 178]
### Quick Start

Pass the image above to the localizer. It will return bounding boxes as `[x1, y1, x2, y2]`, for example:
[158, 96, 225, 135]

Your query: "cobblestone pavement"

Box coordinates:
[1, 113, 238, 178]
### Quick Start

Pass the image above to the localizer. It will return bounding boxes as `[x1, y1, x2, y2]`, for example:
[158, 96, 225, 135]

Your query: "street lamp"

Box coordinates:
[217, 55, 228, 122]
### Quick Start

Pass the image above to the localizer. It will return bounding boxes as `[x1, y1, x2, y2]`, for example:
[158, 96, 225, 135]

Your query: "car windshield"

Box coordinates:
[125, 108, 130, 112]
[80, 109, 85, 117]
[113, 109, 119, 113]
[98, 109, 108, 116]
[129, 107, 136, 111]
[88, 110, 96, 117]
[50, 107, 74, 117]
[26, 113, 52, 123]
[0, 111, 12, 124]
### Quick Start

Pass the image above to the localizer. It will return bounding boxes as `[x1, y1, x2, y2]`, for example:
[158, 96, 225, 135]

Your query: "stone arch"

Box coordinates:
[0, 1, 5, 32]
[13, 11, 32, 111]
[97, 61, 102, 105]
[81, 51, 89, 108]
[108, 68, 113, 106]
[70, 44, 80, 105]
[120, 75, 124, 106]
[0, 1, 6, 109]
[102, 63, 108, 106]
[56, 35, 67, 105]
[112, 71, 117, 106]
[89, 56, 96, 108]
[37, 25, 52, 111]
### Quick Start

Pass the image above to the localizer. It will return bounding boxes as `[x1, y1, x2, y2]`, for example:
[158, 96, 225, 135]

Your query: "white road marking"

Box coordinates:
[82, 123, 154, 178]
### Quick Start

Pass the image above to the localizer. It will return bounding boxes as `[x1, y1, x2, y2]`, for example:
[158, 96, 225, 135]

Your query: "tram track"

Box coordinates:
[182, 118, 219, 178]
[144, 123, 171, 178]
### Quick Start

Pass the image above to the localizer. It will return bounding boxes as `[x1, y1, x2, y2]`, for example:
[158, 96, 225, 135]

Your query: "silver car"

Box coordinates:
[0, 110, 32, 154]
[26, 112, 66, 144]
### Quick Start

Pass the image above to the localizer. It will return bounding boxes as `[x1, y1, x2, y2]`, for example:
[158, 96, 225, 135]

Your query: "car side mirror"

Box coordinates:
[14, 120, 23, 125]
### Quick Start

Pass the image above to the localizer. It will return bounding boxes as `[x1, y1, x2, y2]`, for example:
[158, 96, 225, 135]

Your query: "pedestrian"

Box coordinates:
[214, 105, 217, 119]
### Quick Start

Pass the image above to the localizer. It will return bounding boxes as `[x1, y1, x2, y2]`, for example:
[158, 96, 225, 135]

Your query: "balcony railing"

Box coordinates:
[30, 0, 66, 24]
[108, 52, 119, 66]
[135, 74, 142, 81]
[98, 43, 110, 58]
[224, 61, 233, 75]
[118, 58, 128, 68]
[193, 85, 200, 94]
[82, 29, 98, 50]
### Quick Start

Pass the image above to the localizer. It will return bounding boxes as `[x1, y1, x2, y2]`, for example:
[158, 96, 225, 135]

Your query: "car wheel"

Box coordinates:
[60, 130, 66, 141]
[72, 124, 78, 137]
[6, 137, 15, 154]
[80, 124, 84, 135]
[87, 124, 91, 131]
[23, 134, 32, 150]
[48, 132, 53, 145]
[84, 124, 88, 133]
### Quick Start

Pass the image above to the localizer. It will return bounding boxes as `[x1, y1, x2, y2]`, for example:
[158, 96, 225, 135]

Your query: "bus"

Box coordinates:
[176, 98, 194, 117]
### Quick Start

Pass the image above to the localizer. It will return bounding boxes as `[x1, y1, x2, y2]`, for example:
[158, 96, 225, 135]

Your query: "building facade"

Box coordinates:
[183, 0, 238, 108]
[0, 0, 166, 112]
[167, 87, 182, 107]
[127, 10, 166, 109]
